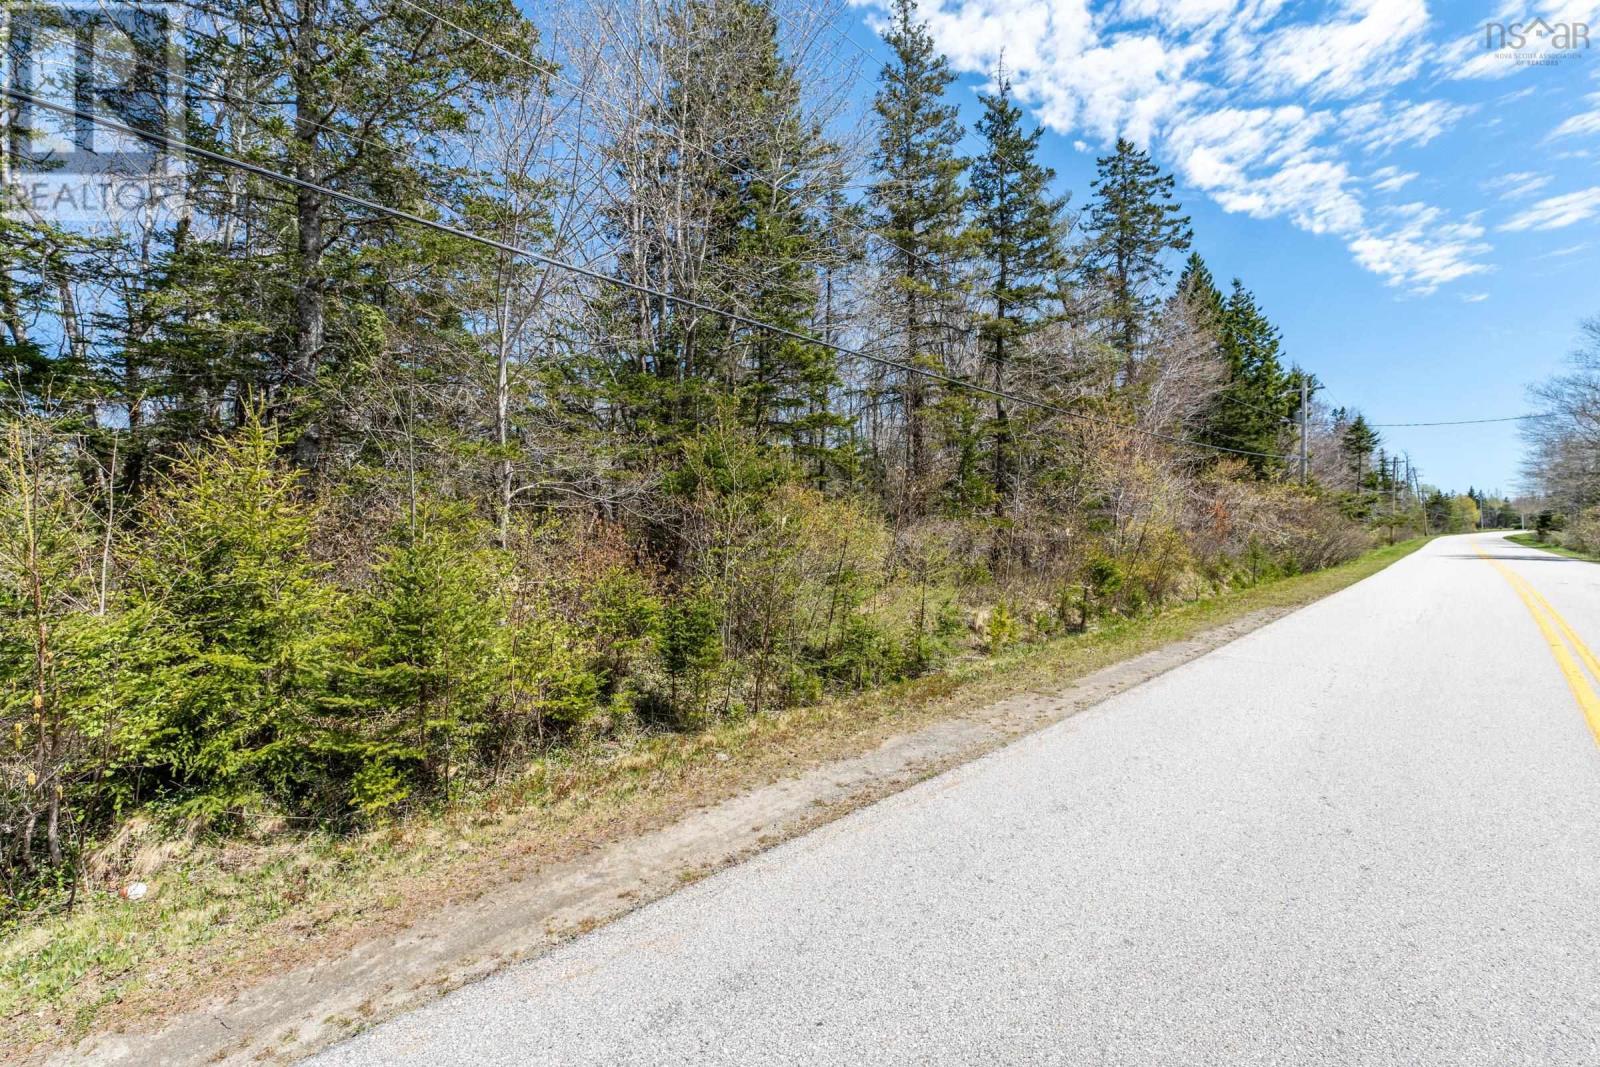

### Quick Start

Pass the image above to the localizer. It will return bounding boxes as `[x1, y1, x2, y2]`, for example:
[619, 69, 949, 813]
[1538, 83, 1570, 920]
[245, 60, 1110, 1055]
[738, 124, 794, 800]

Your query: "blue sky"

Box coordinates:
[835, 0, 1600, 494]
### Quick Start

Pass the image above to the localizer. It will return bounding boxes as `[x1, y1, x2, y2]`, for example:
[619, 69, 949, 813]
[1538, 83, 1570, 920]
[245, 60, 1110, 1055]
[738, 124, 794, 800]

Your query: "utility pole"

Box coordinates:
[1298, 377, 1308, 485]
[1389, 454, 1400, 544]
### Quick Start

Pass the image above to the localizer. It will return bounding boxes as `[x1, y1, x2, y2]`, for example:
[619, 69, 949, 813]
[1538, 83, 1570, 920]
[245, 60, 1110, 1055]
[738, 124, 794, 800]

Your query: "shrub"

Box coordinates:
[1566, 506, 1600, 553]
[501, 610, 601, 746]
[985, 602, 1020, 654]
[1, 420, 176, 895]
[582, 566, 662, 697]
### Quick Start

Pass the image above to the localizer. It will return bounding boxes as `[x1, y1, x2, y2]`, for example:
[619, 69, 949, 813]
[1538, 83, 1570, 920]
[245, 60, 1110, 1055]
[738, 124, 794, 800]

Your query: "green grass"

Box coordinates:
[1506, 532, 1600, 562]
[1, 536, 1430, 1056]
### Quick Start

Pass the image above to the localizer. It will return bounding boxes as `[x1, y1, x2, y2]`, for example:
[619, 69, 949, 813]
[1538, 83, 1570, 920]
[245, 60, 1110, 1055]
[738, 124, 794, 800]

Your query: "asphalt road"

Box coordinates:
[311, 532, 1600, 1065]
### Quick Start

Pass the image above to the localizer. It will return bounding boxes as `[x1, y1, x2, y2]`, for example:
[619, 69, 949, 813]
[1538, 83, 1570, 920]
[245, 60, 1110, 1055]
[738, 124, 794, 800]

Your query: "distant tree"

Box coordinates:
[1175, 253, 1225, 331]
[1522, 316, 1600, 512]
[1341, 414, 1380, 492]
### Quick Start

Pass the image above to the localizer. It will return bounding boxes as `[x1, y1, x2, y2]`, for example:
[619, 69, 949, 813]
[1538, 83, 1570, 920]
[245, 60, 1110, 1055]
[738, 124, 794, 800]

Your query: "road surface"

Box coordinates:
[311, 532, 1600, 1065]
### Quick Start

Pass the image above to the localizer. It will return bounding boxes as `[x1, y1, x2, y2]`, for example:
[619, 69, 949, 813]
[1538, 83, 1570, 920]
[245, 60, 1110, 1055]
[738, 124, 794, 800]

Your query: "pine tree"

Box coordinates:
[1080, 138, 1192, 371]
[868, 0, 971, 507]
[969, 70, 1067, 512]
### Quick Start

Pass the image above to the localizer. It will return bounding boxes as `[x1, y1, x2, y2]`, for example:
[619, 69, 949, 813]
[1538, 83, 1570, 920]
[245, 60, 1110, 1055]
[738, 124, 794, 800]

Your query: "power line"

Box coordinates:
[1370, 414, 1553, 427]
[1213, 389, 1293, 424]
[1, 86, 1296, 462]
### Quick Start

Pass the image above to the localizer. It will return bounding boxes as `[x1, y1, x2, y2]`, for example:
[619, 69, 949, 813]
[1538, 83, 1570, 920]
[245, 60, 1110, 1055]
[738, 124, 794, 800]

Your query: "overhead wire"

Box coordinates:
[2, 85, 1301, 462]
[1369, 414, 1552, 427]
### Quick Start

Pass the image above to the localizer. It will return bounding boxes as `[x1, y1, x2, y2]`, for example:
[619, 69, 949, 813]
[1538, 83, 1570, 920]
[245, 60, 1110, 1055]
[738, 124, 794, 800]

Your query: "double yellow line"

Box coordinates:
[1477, 540, 1600, 745]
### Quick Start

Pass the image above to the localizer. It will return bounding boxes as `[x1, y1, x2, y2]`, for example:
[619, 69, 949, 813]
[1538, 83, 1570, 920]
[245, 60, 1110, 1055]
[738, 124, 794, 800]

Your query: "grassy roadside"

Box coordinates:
[1, 536, 1429, 1057]
[1506, 532, 1600, 562]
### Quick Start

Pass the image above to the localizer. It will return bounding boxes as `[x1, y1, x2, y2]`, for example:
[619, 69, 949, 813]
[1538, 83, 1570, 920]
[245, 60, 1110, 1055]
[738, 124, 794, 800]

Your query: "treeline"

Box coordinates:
[3, 0, 1388, 903]
[1522, 315, 1600, 548]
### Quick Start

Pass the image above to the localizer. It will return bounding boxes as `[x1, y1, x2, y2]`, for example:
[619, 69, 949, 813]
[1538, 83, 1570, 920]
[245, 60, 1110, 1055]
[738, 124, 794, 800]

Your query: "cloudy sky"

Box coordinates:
[849, 0, 1600, 492]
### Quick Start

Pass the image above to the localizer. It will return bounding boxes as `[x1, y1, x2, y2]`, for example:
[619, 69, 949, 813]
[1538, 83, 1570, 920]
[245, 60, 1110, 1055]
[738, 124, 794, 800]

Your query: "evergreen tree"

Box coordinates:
[969, 70, 1067, 512]
[1080, 138, 1192, 370]
[1341, 413, 1380, 492]
[335, 504, 504, 813]
[1203, 280, 1292, 475]
[107, 0, 539, 474]
[719, 2, 847, 470]
[868, 0, 971, 505]
[608, 0, 844, 472]
[1175, 253, 1224, 330]
[130, 416, 340, 815]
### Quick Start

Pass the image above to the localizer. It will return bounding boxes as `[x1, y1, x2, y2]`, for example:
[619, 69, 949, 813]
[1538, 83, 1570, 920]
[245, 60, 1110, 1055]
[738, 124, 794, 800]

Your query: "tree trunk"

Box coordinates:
[290, 0, 326, 469]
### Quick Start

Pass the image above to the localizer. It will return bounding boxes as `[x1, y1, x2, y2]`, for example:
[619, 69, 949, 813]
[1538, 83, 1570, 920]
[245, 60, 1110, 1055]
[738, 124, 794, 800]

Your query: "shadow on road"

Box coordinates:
[1443, 553, 1586, 563]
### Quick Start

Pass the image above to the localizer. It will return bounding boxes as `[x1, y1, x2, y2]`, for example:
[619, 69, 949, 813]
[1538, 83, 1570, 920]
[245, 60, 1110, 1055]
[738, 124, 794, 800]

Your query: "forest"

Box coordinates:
[1, 0, 1423, 912]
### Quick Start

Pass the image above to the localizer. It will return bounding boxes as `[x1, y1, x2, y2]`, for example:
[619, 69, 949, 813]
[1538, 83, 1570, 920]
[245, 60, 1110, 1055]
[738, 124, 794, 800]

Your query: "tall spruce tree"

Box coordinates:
[609, 0, 842, 469]
[719, 2, 846, 471]
[969, 70, 1067, 512]
[1080, 138, 1192, 372]
[1175, 253, 1224, 331]
[868, 0, 970, 507]
[1203, 280, 1292, 474]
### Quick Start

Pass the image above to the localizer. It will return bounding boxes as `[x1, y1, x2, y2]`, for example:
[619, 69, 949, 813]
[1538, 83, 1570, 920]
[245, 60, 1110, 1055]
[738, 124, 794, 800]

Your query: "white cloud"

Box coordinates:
[1341, 99, 1474, 151]
[1549, 93, 1600, 139]
[1483, 171, 1553, 199]
[1239, 0, 1429, 100]
[1348, 204, 1491, 292]
[869, 0, 1498, 292]
[1462, 292, 1490, 302]
[1371, 167, 1418, 192]
[1499, 186, 1600, 231]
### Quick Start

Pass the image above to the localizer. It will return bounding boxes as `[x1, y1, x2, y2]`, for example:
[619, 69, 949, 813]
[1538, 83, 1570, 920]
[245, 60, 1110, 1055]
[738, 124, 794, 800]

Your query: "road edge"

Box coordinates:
[42, 539, 1429, 1067]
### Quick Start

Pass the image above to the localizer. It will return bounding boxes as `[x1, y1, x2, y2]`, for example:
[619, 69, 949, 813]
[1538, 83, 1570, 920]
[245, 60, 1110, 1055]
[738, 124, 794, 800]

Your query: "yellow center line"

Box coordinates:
[1516, 579, 1600, 689]
[1476, 540, 1600, 746]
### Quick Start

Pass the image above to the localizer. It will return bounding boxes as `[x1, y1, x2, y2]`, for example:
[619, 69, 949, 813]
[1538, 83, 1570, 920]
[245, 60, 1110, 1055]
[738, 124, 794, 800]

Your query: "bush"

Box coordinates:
[583, 567, 662, 697]
[1566, 506, 1600, 553]
[0, 421, 176, 897]
[501, 610, 601, 746]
